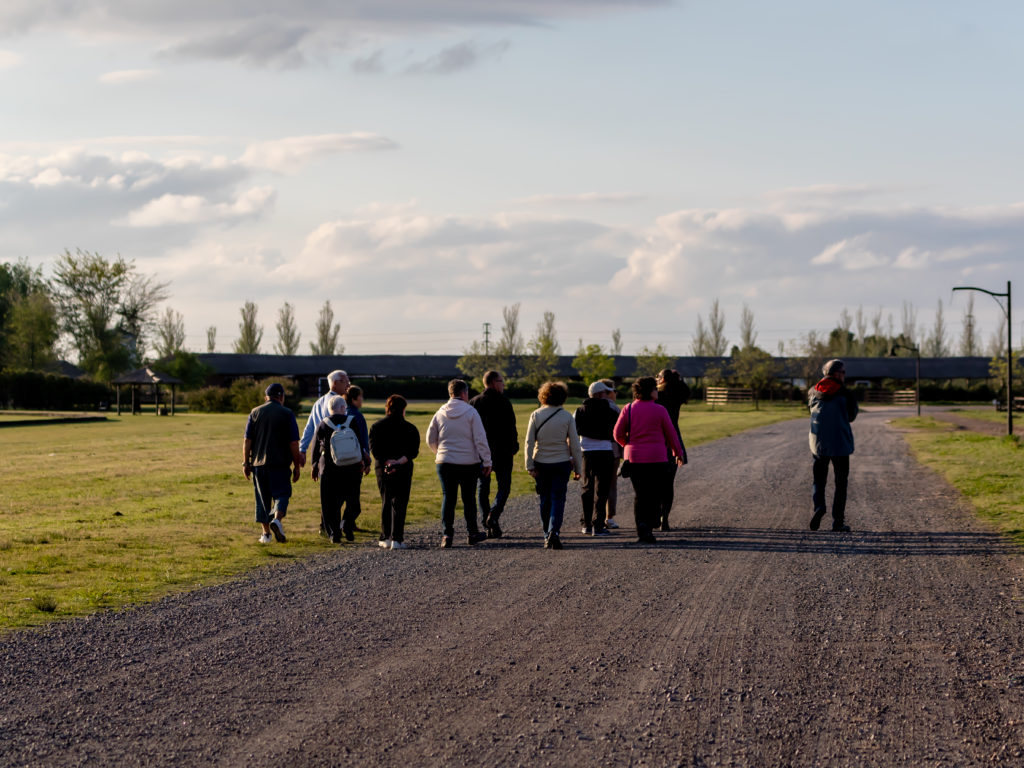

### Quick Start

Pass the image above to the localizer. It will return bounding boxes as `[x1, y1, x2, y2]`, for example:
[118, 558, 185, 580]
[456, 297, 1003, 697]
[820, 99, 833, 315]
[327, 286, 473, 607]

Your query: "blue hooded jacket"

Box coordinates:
[808, 378, 857, 457]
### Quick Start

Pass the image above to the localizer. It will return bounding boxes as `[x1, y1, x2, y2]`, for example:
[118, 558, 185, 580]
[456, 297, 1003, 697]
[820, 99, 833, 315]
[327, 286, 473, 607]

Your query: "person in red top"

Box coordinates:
[613, 376, 686, 544]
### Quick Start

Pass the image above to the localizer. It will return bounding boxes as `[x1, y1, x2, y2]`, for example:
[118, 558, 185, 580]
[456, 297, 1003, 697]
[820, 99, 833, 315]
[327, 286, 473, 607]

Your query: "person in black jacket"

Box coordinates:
[655, 369, 689, 531]
[368, 395, 421, 549]
[574, 380, 621, 536]
[469, 370, 519, 538]
[310, 395, 364, 544]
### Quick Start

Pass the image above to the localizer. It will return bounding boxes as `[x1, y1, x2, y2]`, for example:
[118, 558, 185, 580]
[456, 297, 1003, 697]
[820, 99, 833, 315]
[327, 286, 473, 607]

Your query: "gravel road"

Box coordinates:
[2, 409, 1023, 767]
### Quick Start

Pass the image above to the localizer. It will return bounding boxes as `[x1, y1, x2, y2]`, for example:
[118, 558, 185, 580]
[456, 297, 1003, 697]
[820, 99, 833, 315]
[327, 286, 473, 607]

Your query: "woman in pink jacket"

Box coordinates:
[613, 376, 686, 544]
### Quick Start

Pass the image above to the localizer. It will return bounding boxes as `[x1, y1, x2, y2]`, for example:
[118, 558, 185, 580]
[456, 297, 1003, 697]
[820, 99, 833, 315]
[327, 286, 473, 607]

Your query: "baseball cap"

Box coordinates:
[265, 382, 285, 398]
[588, 381, 615, 397]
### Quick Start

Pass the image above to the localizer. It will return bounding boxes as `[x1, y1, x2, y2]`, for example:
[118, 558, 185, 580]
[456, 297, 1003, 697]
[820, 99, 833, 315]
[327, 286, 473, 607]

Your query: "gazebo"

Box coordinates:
[111, 368, 183, 415]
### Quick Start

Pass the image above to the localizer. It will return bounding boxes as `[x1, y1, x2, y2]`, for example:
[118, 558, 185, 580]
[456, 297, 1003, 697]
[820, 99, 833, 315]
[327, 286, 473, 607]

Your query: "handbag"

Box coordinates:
[617, 403, 632, 477]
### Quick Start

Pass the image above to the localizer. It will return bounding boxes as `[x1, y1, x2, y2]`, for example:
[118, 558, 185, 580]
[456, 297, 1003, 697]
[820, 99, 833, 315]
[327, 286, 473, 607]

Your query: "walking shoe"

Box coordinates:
[378, 539, 391, 549]
[468, 531, 488, 545]
[636, 533, 657, 544]
[318, 525, 329, 539]
[440, 535, 453, 549]
[488, 521, 503, 539]
[543, 537, 551, 549]
[832, 524, 851, 533]
[593, 528, 612, 537]
[605, 518, 619, 529]
[343, 526, 354, 542]
[270, 518, 286, 543]
[258, 532, 273, 544]
[809, 511, 825, 531]
[548, 534, 563, 550]
[581, 526, 593, 535]
[390, 540, 408, 550]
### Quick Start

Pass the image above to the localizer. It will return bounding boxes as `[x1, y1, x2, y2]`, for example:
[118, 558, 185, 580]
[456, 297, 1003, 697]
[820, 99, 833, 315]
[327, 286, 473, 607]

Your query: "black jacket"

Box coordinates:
[574, 397, 619, 441]
[469, 388, 519, 458]
[368, 414, 421, 468]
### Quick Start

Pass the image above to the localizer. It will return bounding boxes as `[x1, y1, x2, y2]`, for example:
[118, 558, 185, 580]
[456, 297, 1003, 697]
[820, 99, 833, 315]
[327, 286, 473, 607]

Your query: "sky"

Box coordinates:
[1, 0, 1022, 357]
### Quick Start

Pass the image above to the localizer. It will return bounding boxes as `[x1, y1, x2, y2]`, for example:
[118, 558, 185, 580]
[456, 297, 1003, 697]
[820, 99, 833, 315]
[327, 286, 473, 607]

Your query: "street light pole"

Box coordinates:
[952, 281, 1013, 436]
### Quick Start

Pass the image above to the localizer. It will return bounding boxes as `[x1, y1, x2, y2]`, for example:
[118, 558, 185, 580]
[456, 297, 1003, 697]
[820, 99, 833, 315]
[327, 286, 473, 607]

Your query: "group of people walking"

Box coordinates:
[241, 358, 857, 548]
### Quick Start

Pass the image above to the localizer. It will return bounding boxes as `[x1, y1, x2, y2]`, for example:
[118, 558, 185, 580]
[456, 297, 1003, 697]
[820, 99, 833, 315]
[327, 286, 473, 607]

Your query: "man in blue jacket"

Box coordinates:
[807, 359, 858, 532]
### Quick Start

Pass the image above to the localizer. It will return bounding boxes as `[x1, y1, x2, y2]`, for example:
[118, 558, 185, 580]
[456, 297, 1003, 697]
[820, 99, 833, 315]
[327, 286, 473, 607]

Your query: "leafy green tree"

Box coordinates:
[233, 301, 263, 354]
[274, 302, 301, 355]
[634, 343, 673, 377]
[52, 249, 168, 382]
[0, 260, 48, 366]
[456, 339, 503, 389]
[310, 300, 343, 355]
[573, 342, 616, 384]
[494, 303, 524, 378]
[731, 345, 778, 409]
[162, 350, 213, 390]
[4, 291, 59, 371]
[154, 307, 186, 359]
[524, 310, 560, 387]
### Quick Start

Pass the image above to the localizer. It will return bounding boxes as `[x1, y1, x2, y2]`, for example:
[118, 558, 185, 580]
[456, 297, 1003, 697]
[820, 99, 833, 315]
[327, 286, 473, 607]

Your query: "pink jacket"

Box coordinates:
[613, 400, 684, 464]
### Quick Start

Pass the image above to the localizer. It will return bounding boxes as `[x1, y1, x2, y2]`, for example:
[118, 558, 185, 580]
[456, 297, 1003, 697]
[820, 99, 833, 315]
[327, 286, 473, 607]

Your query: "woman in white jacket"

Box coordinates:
[427, 379, 492, 548]
[525, 381, 583, 549]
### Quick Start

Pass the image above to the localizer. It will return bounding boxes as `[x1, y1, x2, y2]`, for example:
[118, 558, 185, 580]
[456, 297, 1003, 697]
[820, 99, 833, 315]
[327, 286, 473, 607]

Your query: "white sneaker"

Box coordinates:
[390, 540, 408, 550]
[269, 518, 286, 542]
[378, 539, 391, 549]
[258, 533, 273, 544]
[605, 519, 619, 529]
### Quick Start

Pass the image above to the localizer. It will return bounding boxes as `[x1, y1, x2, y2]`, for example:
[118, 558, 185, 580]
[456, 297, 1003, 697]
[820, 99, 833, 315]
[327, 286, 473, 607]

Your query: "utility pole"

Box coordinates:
[483, 322, 491, 356]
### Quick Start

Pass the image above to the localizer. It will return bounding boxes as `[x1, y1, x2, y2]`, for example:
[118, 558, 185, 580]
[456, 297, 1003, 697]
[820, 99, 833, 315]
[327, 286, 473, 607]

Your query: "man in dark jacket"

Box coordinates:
[808, 359, 858, 532]
[470, 370, 518, 538]
[242, 382, 302, 544]
[574, 380, 620, 535]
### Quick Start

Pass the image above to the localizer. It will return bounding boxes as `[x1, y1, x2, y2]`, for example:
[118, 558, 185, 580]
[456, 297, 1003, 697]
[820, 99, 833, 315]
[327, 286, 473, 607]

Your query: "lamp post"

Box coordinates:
[889, 342, 921, 416]
[952, 281, 1012, 436]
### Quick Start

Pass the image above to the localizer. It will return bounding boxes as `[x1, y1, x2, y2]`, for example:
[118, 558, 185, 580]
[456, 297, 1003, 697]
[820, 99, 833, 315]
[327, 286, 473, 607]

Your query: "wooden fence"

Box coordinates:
[705, 387, 754, 405]
[862, 389, 917, 405]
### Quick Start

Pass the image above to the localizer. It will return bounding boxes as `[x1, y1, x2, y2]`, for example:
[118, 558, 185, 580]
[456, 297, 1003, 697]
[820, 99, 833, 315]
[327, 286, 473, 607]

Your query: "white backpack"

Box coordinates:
[325, 416, 363, 467]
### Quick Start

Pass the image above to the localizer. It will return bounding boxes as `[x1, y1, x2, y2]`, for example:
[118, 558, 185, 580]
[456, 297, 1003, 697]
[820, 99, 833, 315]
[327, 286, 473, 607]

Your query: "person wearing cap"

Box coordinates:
[469, 370, 519, 538]
[599, 378, 623, 529]
[242, 382, 303, 544]
[573, 380, 620, 536]
[808, 358, 858, 533]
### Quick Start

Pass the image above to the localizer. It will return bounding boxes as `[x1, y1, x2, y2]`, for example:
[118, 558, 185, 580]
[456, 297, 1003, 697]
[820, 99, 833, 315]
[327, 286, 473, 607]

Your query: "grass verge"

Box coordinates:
[893, 416, 1024, 546]
[0, 400, 802, 631]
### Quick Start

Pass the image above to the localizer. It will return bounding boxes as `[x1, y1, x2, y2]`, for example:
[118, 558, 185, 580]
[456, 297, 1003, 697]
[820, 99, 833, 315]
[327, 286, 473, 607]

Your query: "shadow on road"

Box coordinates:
[468, 526, 1020, 557]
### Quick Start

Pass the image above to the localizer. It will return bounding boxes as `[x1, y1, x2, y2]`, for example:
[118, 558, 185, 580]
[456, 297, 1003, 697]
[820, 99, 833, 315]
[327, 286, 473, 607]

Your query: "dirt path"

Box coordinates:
[2, 411, 1023, 767]
[926, 407, 1008, 437]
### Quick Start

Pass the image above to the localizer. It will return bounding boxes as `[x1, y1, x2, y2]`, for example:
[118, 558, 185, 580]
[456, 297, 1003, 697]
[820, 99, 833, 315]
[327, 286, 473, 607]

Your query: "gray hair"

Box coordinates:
[327, 370, 349, 385]
[327, 395, 347, 416]
[823, 359, 846, 376]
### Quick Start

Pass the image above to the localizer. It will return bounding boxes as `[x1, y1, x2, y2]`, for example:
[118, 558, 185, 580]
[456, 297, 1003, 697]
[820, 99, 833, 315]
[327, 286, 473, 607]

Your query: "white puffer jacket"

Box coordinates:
[426, 398, 493, 465]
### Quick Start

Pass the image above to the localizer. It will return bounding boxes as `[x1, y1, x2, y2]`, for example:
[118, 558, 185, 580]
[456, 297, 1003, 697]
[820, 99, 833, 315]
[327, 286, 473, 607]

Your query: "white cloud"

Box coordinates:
[239, 133, 398, 173]
[0, 50, 21, 70]
[98, 68, 159, 84]
[120, 186, 275, 227]
[405, 39, 510, 75]
[513, 192, 645, 206]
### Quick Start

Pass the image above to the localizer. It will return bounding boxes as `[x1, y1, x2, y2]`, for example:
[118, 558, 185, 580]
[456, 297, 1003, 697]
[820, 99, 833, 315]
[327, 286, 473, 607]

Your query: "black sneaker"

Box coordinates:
[343, 526, 354, 542]
[440, 535, 453, 549]
[809, 511, 825, 531]
[593, 528, 612, 537]
[488, 521, 503, 539]
[660, 521, 672, 532]
[548, 534, 563, 550]
[468, 531, 488, 545]
[636, 533, 657, 544]
[832, 523, 851, 533]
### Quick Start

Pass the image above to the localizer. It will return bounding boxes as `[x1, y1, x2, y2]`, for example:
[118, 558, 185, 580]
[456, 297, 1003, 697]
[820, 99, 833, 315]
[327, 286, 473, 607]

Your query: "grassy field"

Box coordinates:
[0, 400, 802, 630]
[894, 416, 1024, 546]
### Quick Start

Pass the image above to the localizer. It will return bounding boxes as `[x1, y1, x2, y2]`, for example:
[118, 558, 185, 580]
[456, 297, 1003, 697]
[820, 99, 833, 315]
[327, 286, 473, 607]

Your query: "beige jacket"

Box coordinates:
[524, 405, 583, 471]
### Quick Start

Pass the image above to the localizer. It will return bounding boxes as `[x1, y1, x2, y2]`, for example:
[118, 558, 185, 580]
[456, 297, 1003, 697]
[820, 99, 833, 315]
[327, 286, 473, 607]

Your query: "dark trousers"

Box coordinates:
[659, 462, 678, 525]
[534, 460, 572, 537]
[629, 462, 670, 536]
[478, 454, 513, 525]
[580, 451, 615, 529]
[812, 455, 850, 525]
[320, 464, 363, 540]
[376, 464, 413, 542]
[437, 463, 482, 538]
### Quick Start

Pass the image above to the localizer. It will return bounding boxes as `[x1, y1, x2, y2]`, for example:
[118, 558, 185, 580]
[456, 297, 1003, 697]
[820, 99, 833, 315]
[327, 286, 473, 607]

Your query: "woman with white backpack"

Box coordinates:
[311, 395, 365, 544]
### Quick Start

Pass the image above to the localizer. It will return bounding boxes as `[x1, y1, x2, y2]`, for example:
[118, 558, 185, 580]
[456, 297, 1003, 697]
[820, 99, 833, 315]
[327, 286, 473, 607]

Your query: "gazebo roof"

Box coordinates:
[112, 367, 183, 385]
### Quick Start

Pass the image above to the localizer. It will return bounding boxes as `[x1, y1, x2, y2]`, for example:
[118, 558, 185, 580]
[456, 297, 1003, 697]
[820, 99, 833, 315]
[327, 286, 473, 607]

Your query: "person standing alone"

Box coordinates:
[470, 370, 518, 538]
[808, 358, 858, 533]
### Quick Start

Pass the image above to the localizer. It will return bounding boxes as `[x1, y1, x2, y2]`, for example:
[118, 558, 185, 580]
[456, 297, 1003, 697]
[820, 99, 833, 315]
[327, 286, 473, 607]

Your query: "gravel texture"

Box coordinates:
[2, 409, 1023, 767]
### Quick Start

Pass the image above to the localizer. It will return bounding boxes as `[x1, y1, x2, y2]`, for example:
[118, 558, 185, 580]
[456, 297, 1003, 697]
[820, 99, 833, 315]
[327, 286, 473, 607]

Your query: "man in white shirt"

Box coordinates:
[299, 370, 350, 458]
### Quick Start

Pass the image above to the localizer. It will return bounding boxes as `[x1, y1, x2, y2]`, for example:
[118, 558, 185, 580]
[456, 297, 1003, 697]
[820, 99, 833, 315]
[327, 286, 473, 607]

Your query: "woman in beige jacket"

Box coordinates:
[525, 381, 583, 549]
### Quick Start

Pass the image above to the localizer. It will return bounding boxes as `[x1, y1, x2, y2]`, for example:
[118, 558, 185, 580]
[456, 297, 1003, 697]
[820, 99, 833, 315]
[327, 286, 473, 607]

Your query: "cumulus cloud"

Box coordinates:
[98, 68, 159, 84]
[119, 186, 275, 227]
[0, 1, 665, 67]
[239, 133, 399, 173]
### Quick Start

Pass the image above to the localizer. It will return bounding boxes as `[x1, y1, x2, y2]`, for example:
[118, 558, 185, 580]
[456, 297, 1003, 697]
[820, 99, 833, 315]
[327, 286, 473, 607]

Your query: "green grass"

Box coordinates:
[0, 400, 802, 630]
[893, 416, 1024, 546]
[944, 407, 1012, 424]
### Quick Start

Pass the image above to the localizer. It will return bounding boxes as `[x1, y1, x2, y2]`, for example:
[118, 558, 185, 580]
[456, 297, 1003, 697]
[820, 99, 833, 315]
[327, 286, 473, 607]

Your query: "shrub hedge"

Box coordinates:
[0, 371, 112, 410]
